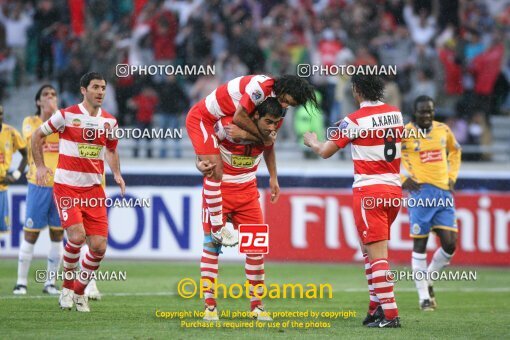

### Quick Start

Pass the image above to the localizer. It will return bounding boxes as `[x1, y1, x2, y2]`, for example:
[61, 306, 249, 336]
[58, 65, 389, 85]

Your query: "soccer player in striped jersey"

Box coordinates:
[0, 105, 28, 242]
[304, 75, 403, 328]
[196, 98, 283, 322]
[186, 75, 317, 246]
[13, 85, 63, 296]
[401, 95, 461, 311]
[31, 72, 125, 312]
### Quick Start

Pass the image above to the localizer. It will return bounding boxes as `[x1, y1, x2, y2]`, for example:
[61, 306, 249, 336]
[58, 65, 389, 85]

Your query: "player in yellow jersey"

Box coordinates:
[401, 95, 462, 311]
[13, 85, 63, 295]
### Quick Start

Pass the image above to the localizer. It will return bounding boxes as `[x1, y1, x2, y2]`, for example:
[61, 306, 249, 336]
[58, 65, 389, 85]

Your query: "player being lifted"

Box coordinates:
[186, 74, 317, 246]
[401, 95, 461, 311]
[196, 97, 282, 321]
[304, 75, 403, 328]
[13, 85, 63, 296]
[32, 72, 125, 312]
[0, 105, 28, 243]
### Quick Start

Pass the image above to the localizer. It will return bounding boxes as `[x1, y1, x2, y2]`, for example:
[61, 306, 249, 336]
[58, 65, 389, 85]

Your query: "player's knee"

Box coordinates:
[67, 234, 86, 246]
[24, 231, 39, 244]
[49, 229, 64, 242]
[413, 238, 428, 253]
[442, 238, 457, 255]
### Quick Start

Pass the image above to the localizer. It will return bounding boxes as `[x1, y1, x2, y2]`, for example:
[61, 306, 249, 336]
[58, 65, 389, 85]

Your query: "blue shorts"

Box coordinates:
[0, 190, 9, 232]
[24, 183, 61, 232]
[409, 184, 457, 238]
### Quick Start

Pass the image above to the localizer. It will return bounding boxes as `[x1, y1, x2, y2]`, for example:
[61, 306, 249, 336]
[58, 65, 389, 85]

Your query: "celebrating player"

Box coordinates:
[0, 105, 28, 239]
[196, 97, 283, 321]
[401, 95, 461, 311]
[13, 85, 63, 296]
[303, 75, 403, 328]
[186, 74, 317, 246]
[31, 72, 125, 312]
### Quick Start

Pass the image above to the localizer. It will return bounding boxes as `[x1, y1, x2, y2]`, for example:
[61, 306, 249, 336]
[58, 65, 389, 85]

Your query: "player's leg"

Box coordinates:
[427, 193, 458, 307]
[43, 227, 64, 295]
[13, 230, 40, 295]
[360, 242, 383, 325]
[81, 243, 102, 300]
[185, 107, 231, 245]
[409, 200, 436, 311]
[232, 194, 271, 321]
[61, 223, 87, 310]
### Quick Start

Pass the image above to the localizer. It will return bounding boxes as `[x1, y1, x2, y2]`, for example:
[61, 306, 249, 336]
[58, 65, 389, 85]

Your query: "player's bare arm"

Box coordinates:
[303, 132, 339, 159]
[263, 147, 280, 203]
[224, 123, 260, 143]
[31, 127, 53, 185]
[105, 148, 125, 196]
[232, 106, 267, 144]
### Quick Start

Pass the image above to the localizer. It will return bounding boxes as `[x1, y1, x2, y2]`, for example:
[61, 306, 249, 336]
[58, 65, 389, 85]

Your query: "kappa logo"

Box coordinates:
[239, 224, 269, 254]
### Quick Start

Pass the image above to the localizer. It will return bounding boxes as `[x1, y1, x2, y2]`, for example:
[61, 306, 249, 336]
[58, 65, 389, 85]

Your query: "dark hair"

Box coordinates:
[274, 75, 319, 111]
[351, 74, 385, 102]
[414, 95, 434, 112]
[35, 84, 57, 116]
[80, 72, 107, 89]
[257, 97, 284, 118]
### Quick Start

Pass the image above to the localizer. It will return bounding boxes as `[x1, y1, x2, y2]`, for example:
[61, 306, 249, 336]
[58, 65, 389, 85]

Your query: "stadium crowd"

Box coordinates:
[0, 0, 509, 160]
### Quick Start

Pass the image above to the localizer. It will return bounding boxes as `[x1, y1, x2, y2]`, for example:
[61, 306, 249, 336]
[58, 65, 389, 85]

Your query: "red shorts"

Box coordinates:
[53, 183, 108, 237]
[185, 100, 220, 155]
[353, 185, 402, 244]
[202, 186, 262, 234]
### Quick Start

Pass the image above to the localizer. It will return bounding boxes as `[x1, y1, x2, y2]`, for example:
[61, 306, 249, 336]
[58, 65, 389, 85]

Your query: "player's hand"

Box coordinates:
[3, 174, 17, 184]
[448, 179, 455, 192]
[303, 132, 317, 148]
[262, 131, 276, 146]
[196, 160, 216, 178]
[402, 178, 421, 192]
[114, 174, 125, 196]
[269, 177, 280, 203]
[36, 166, 53, 185]
[42, 96, 58, 113]
[224, 124, 246, 141]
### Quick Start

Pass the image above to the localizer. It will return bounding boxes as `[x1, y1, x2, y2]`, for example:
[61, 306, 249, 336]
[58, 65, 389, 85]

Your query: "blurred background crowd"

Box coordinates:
[0, 0, 509, 161]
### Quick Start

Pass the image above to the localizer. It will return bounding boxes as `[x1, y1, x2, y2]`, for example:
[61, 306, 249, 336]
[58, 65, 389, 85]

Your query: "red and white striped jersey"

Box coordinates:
[334, 101, 403, 189]
[215, 116, 271, 191]
[204, 75, 275, 121]
[40, 103, 118, 189]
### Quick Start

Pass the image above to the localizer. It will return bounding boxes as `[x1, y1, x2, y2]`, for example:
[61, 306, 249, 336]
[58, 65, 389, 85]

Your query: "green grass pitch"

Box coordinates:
[1, 259, 508, 339]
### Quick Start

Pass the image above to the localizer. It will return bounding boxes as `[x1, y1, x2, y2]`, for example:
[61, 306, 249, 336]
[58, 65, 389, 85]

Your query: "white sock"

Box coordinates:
[17, 239, 35, 286]
[427, 247, 453, 286]
[412, 251, 430, 301]
[46, 241, 63, 286]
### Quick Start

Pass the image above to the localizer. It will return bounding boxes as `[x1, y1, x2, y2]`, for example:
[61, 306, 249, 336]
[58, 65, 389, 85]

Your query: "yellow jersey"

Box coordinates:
[401, 121, 462, 191]
[0, 123, 27, 191]
[23, 115, 60, 187]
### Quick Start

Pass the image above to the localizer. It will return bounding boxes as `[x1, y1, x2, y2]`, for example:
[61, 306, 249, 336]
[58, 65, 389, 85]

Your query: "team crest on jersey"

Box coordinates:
[251, 90, 262, 102]
[72, 118, 81, 127]
[412, 223, 421, 234]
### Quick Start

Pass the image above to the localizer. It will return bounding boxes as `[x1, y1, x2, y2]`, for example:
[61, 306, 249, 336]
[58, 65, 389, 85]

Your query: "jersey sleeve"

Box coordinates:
[12, 127, 27, 151]
[106, 120, 119, 151]
[446, 126, 462, 182]
[239, 77, 274, 114]
[333, 117, 357, 149]
[214, 116, 233, 141]
[41, 110, 66, 135]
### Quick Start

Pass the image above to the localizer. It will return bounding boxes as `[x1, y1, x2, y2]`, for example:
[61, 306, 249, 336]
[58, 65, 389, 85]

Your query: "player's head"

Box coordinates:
[274, 75, 318, 110]
[351, 74, 385, 105]
[413, 95, 435, 129]
[80, 72, 107, 109]
[35, 84, 57, 116]
[254, 97, 284, 137]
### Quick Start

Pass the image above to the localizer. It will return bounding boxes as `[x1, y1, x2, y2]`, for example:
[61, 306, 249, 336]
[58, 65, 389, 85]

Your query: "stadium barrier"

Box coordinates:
[1, 171, 508, 266]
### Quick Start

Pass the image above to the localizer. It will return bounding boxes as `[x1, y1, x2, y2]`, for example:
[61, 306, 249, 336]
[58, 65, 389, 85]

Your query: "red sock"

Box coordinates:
[201, 249, 219, 306]
[74, 250, 104, 295]
[363, 253, 380, 314]
[202, 178, 222, 232]
[245, 254, 265, 310]
[370, 258, 399, 320]
[62, 241, 82, 290]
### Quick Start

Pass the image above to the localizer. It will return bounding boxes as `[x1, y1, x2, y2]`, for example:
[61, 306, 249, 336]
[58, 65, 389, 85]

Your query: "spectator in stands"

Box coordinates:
[128, 85, 159, 158]
[33, 0, 61, 80]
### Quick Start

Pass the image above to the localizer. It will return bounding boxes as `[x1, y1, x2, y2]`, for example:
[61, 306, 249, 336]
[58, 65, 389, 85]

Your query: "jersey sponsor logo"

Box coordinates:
[72, 118, 82, 127]
[419, 149, 443, 163]
[231, 155, 255, 168]
[43, 142, 59, 153]
[239, 224, 269, 254]
[77, 144, 103, 159]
